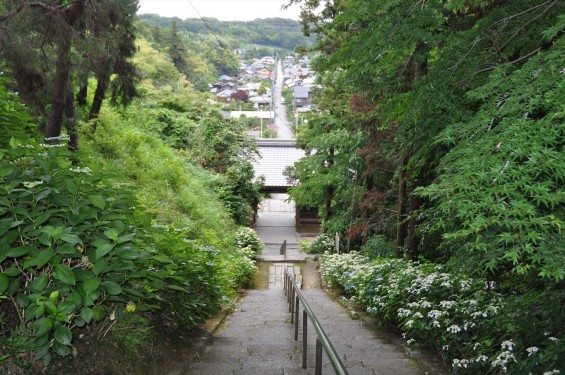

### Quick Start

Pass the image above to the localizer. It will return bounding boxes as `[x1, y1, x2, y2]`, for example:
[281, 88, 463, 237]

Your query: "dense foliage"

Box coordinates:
[289, 1, 564, 279]
[321, 253, 564, 374]
[288, 0, 564, 372]
[139, 14, 314, 55]
[0, 7, 263, 371]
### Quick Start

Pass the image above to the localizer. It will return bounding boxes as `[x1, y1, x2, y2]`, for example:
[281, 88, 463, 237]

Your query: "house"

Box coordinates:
[257, 69, 272, 80]
[283, 55, 295, 65]
[210, 75, 239, 101]
[261, 56, 276, 65]
[238, 67, 255, 80]
[249, 95, 271, 108]
[293, 81, 312, 108]
[299, 56, 311, 65]
[283, 66, 311, 83]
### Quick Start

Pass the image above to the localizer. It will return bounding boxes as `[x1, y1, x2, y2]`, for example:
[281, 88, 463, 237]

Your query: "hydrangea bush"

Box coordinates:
[235, 227, 263, 256]
[320, 253, 564, 374]
[309, 233, 334, 254]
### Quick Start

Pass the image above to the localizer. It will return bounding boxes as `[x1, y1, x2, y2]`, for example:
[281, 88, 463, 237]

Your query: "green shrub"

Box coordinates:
[320, 253, 565, 374]
[359, 235, 395, 259]
[0, 144, 228, 366]
[309, 234, 334, 254]
[0, 76, 36, 147]
[299, 240, 313, 254]
[235, 227, 263, 256]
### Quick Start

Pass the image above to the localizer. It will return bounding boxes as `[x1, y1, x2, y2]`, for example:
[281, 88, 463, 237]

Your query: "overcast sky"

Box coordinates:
[137, 0, 302, 21]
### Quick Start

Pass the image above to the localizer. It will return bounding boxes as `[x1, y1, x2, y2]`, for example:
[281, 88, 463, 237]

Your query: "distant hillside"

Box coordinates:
[138, 14, 314, 53]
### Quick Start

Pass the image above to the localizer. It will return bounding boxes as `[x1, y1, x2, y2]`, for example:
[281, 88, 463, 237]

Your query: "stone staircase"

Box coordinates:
[269, 263, 302, 290]
[184, 287, 444, 375]
[184, 290, 306, 375]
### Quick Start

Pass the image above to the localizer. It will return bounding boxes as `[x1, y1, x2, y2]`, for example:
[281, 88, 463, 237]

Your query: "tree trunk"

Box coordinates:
[65, 79, 79, 151]
[406, 195, 423, 260]
[45, 36, 72, 139]
[89, 69, 110, 120]
[44, 1, 85, 140]
[77, 83, 88, 107]
[324, 147, 335, 221]
[395, 155, 409, 257]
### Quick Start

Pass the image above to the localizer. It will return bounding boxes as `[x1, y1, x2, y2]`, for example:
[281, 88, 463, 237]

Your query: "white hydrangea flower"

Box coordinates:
[447, 325, 461, 334]
[501, 340, 514, 351]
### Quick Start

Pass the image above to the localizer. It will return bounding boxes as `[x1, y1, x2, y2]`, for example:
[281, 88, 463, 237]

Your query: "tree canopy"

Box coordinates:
[288, 0, 564, 280]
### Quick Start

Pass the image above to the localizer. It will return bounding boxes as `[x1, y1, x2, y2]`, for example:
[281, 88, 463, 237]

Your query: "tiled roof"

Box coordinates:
[294, 85, 310, 99]
[253, 142, 305, 187]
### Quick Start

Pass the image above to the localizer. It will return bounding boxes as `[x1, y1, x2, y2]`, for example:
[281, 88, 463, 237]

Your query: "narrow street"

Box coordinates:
[272, 60, 294, 140]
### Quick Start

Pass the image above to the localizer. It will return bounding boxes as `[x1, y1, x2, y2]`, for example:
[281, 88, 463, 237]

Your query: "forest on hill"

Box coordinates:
[0, 0, 264, 372]
[138, 14, 314, 53]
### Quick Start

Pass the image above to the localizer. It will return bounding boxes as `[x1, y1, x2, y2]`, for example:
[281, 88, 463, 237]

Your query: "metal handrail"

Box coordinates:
[284, 269, 348, 375]
[280, 237, 287, 256]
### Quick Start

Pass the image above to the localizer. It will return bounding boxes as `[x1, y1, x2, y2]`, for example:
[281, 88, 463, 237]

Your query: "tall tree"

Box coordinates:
[168, 20, 189, 77]
[287, 0, 563, 273]
[88, 0, 140, 120]
[0, 0, 140, 142]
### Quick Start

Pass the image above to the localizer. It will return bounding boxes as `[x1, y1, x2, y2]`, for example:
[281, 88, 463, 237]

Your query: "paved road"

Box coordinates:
[272, 60, 294, 140]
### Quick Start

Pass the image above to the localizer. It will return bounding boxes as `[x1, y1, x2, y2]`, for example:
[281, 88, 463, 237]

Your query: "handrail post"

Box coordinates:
[316, 338, 322, 375]
[280, 237, 287, 256]
[283, 268, 349, 375]
[302, 310, 307, 369]
[290, 285, 295, 316]
[294, 295, 299, 341]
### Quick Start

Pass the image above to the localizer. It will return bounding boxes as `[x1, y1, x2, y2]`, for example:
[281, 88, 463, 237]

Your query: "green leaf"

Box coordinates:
[54, 264, 76, 285]
[34, 317, 53, 337]
[80, 307, 93, 324]
[104, 228, 119, 241]
[74, 317, 86, 328]
[0, 165, 16, 177]
[34, 304, 46, 319]
[57, 244, 78, 255]
[115, 248, 139, 260]
[88, 195, 106, 209]
[92, 260, 109, 276]
[30, 274, 49, 292]
[63, 179, 79, 195]
[2, 267, 20, 277]
[117, 233, 136, 244]
[92, 306, 105, 321]
[35, 248, 55, 269]
[95, 243, 113, 260]
[35, 188, 53, 202]
[0, 274, 9, 294]
[54, 325, 72, 346]
[83, 277, 101, 293]
[40, 226, 62, 238]
[6, 246, 32, 258]
[59, 233, 82, 245]
[22, 257, 39, 270]
[167, 284, 188, 292]
[101, 281, 122, 295]
[58, 300, 77, 315]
